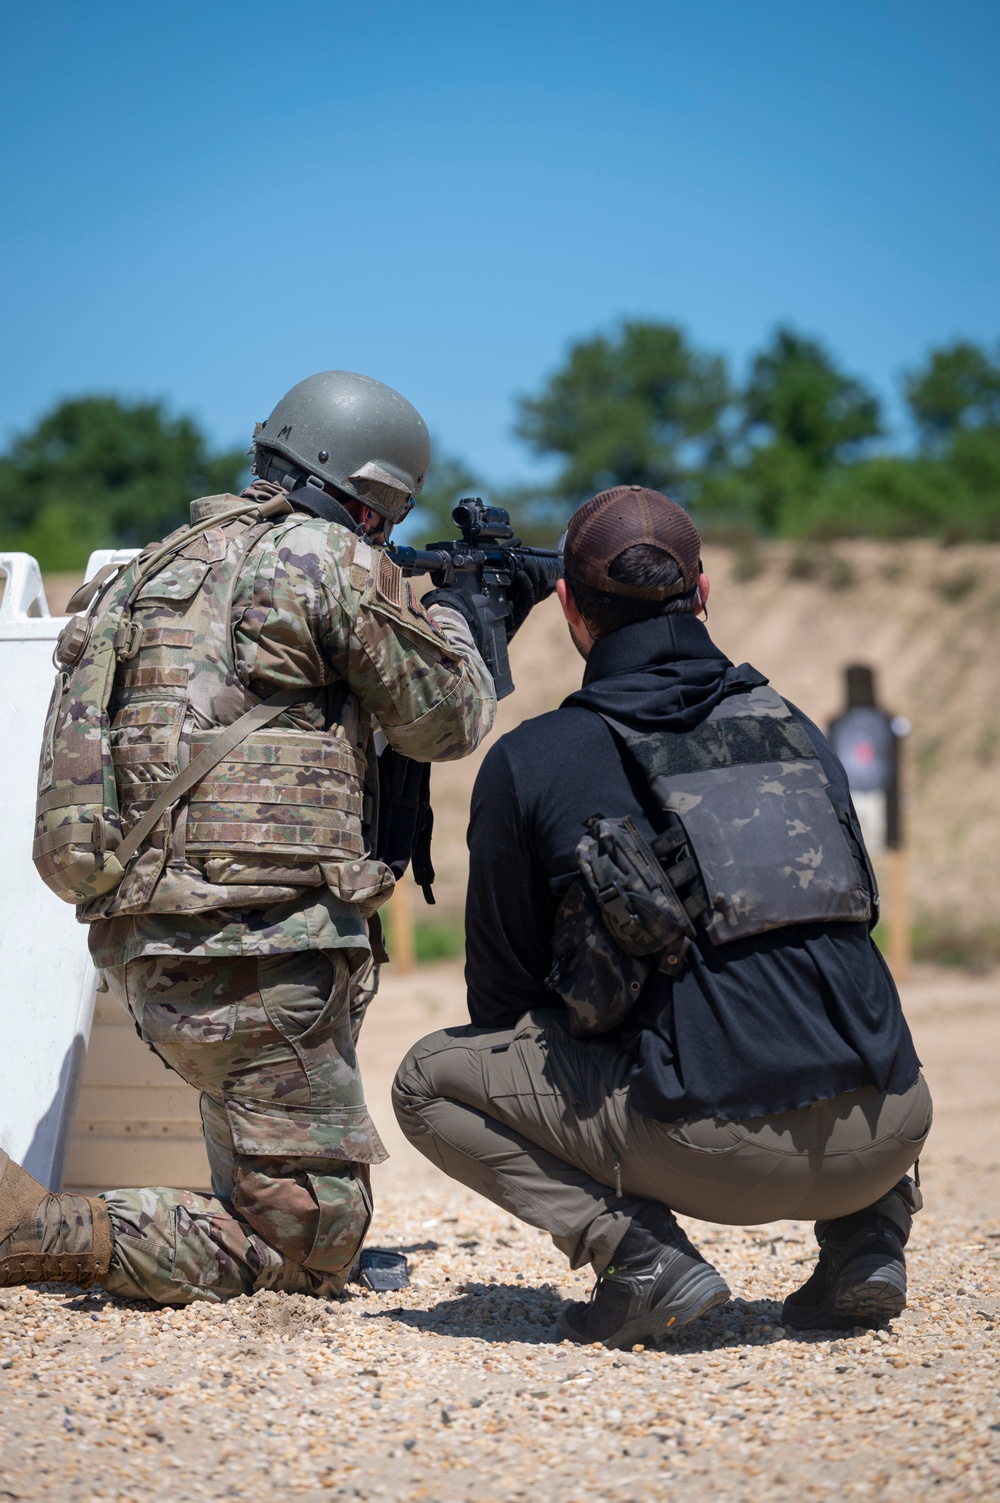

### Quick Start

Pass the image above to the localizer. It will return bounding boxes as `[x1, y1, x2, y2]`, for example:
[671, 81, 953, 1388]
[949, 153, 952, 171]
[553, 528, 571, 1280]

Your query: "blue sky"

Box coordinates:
[1, 0, 997, 487]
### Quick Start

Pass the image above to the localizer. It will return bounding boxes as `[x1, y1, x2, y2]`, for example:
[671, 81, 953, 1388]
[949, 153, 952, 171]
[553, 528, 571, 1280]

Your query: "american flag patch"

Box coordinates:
[377, 550, 403, 610]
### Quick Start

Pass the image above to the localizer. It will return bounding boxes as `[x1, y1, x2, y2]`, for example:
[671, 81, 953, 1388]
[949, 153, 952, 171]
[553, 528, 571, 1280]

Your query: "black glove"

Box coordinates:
[507, 555, 557, 637]
[421, 587, 486, 651]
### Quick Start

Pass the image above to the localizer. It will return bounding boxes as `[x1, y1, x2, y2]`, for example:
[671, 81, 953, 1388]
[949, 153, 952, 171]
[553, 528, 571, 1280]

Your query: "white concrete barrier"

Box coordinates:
[0, 549, 137, 1188]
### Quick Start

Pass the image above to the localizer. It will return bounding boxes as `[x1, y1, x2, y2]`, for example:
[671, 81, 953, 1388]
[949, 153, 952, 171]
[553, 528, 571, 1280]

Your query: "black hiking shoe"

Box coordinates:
[556, 1204, 730, 1350]
[782, 1209, 908, 1331]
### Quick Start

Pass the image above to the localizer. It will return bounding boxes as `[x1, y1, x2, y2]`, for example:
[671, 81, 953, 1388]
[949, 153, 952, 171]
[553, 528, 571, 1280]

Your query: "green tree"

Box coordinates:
[511, 321, 1000, 541]
[743, 327, 882, 468]
[754, 334, 1000, 540]
[904, 340, 1000, 448]
[700, 328, 883, 533]
[514, 321, 731, 511]
[0, 396, 247, 571]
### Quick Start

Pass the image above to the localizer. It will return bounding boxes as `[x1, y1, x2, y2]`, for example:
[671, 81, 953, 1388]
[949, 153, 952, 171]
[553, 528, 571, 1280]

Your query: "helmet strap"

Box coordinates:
[255, 446, 392, 537]
[286, 483, 363, 535]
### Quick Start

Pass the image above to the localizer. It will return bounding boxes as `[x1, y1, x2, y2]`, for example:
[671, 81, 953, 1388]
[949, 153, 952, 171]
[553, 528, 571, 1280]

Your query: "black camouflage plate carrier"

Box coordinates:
[549, 684, 876, 1037]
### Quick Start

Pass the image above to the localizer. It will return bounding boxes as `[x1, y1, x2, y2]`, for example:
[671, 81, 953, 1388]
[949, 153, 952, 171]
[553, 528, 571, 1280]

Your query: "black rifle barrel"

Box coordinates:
[388, 546, 471, 575]
[389, 545, 562, 576]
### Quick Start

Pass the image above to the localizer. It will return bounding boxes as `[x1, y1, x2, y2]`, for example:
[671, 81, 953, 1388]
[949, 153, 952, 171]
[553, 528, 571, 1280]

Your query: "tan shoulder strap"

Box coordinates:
[110, 686, 306, 870]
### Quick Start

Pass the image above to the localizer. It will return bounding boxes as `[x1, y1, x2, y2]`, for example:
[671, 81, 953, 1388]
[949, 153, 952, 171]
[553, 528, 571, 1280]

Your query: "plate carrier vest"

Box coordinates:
[33, 493, 371, 909]
[549, 683, 877, 1037]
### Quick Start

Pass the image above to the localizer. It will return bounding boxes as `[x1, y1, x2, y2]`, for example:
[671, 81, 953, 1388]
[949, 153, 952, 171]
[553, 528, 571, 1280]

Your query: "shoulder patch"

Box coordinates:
[349, 537, 374, 594]
[377, 550, 404, 611]
[357, 547, 457, 655]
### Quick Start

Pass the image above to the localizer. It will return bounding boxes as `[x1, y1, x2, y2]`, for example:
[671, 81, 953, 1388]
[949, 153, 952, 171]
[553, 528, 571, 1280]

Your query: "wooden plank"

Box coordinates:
[65, 986, 210, 1192]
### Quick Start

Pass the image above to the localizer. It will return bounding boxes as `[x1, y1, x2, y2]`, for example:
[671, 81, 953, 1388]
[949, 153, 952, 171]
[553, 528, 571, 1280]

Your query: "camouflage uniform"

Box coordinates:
[83, 482, 495, 1304]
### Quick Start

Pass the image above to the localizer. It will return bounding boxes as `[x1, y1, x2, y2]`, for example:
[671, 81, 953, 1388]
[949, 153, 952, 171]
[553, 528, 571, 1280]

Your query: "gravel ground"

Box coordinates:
[0, 1187, 997, 1503]
[2, 964, 998, 1502]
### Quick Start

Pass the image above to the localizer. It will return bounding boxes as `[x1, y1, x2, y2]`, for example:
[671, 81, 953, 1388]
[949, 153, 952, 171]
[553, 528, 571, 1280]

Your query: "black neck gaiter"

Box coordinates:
[563, 615, 767, 735]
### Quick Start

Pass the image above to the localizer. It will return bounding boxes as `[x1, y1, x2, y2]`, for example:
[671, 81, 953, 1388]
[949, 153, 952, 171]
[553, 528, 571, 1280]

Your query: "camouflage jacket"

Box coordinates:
[86, 483, 495, 968]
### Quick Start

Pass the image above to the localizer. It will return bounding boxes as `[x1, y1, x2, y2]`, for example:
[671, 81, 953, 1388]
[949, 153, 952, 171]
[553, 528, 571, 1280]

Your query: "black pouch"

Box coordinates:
[547, 879, 651, 1039]
[375, 747, 435, 903]
[577, 814, 698, 962]
[547, 814, 703, 1039]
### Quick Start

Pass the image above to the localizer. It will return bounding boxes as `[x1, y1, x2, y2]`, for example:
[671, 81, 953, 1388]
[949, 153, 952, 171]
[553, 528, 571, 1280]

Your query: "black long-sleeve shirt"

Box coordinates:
[464, 615, 920, 1123]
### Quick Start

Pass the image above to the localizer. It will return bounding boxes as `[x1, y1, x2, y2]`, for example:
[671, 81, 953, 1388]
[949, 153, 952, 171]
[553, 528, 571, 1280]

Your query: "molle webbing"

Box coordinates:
[182, 731, 366, 859]
[106, 513, 367, 878]
[32, 495, 307, 905]
[112, 723, 366, 865]
[108, 687, 311, 874]
[622, 712, 817, 781]
[603, 687, 873, 945]
[120, 666, 190, 689]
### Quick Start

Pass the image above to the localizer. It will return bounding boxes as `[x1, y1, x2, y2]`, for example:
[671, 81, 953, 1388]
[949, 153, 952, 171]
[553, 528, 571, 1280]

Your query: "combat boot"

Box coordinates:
[556, 1202, 730, 1350]
[782, 1175, 921, 1331]
[0, 1152, 112, 1288]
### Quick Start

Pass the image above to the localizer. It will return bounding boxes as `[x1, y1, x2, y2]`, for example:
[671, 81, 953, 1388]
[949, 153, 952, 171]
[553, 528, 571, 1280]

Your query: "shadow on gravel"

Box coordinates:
[59, 1289, 152, 1312]
[367, 1280, 563, 1345]
[57, 1283, 861, 1348]
[366, 1285, 859, 1350]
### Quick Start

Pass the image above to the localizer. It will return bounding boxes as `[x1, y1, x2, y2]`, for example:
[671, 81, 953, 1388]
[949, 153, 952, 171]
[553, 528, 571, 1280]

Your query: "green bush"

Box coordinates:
[380, 906, 466, 966]
[788, 449, 1000, 541]
[414, 918, 466, 964]
[0, 396, 246, 571]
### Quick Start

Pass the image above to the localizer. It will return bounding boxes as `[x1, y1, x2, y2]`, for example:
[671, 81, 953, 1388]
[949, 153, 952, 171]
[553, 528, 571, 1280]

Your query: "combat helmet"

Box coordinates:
[253, 371, 430, 524]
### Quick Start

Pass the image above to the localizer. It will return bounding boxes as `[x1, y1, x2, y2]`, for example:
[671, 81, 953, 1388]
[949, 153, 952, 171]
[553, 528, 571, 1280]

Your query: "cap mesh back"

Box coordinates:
[564, 486, 702, 600]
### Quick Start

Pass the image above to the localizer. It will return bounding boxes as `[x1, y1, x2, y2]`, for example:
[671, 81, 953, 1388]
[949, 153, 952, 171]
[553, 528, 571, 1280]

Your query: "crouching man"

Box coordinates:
[393, 486, 931, 1350]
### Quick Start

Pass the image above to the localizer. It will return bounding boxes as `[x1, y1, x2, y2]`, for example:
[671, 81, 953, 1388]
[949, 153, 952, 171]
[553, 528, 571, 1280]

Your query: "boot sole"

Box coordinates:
[784, 1254, 907, 1332]
[558, 1266, 731, 1350]
[832, 1278, 906, 1328]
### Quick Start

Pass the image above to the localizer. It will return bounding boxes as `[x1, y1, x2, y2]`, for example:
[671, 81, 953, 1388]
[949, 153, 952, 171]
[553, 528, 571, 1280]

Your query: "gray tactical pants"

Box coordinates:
[392, 1009, 932, 1272]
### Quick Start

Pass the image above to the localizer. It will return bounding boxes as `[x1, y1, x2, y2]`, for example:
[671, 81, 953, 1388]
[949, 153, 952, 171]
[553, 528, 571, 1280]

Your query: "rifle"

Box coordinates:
[388, 498, 563, 699]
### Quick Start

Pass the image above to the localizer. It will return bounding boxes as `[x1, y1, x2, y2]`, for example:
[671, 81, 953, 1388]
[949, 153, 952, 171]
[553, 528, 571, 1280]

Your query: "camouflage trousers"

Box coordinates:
[100, 950, 386, 1305]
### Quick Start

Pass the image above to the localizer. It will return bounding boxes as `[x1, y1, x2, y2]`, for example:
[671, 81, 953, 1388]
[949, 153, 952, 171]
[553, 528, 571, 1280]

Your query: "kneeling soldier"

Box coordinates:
[393, 487, 930, 1349]
[2, 371, 501, 1304]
